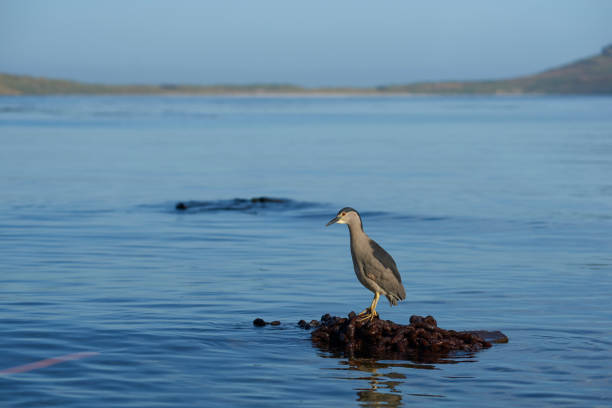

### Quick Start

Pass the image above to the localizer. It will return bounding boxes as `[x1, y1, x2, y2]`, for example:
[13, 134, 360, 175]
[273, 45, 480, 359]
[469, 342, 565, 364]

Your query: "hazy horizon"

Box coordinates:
[1, 1, 612, 87]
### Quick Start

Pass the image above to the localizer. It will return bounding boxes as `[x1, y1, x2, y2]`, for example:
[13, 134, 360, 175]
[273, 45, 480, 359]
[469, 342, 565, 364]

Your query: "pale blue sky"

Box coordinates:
[1, 0, 611, 87]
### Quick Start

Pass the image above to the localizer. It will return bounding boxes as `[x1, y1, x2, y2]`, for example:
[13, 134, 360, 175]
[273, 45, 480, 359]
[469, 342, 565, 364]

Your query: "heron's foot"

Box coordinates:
[356, 309, 379, 323]
[358, 308, 371, 316]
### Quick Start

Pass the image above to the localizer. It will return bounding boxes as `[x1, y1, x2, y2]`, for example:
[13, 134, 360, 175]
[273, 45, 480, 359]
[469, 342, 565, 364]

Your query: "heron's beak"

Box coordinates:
[326, 216, 340, 226]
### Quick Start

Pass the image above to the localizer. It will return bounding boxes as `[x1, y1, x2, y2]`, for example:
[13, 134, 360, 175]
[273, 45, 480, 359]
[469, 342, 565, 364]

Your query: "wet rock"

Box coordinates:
[253, 318, 282, 327]
[301, 313, 504, 360]
[464, 330, 509, 344]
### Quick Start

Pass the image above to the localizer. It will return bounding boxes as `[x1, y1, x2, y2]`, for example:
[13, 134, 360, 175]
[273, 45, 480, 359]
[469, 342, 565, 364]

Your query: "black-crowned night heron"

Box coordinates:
[326, 207, 406, 322]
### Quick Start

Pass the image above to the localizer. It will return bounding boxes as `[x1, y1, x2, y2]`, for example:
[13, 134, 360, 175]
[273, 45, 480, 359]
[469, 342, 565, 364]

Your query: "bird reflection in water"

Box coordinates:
[319, 352, 476, 407]
[344, 359, 411, 407]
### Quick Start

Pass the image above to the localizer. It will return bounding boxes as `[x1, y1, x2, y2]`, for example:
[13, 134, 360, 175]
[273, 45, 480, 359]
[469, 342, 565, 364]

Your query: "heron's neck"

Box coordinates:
[347, 221, 365, 242]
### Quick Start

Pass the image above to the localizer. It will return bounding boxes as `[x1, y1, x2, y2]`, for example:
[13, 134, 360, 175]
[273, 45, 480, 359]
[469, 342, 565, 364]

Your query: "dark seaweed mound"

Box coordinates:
[302, 313, 506, 360]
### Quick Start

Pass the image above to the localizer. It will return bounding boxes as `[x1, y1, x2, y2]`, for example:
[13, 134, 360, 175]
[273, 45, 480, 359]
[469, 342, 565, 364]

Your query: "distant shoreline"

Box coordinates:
[0, 88, 563, 97]
[1, 44, 611, 96]
[1, 88, 590, 98]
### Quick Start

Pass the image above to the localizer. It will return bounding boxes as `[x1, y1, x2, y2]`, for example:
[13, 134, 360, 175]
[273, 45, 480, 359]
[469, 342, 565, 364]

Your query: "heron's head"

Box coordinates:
[326, 207, 362, 228]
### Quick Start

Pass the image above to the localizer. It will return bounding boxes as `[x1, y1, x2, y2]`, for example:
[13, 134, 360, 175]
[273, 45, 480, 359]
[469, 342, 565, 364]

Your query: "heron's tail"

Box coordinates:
[386, 293, 403, 306]
[386, 284, 406, 306]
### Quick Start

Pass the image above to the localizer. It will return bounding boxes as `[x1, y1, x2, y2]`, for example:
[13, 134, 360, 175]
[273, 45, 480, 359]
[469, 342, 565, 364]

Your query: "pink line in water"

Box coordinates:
[0, 352, 99, 375]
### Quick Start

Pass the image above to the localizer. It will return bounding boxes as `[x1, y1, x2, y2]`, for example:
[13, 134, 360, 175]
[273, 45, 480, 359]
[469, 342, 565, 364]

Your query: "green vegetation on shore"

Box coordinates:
[1, 44, 611, 95]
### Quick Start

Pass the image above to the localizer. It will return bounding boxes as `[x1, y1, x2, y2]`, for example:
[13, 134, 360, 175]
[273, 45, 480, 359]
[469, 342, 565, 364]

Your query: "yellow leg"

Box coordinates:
[357, 292, 380, 322]
[371, 292, 380, 316]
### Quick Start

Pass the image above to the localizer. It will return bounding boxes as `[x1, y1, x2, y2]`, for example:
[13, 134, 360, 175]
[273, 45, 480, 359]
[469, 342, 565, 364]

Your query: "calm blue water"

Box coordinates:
[1, 95, 611, 407]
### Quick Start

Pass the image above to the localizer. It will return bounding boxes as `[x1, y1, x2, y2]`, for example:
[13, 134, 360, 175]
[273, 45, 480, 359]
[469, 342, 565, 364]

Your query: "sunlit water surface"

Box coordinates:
[1, 95, 611, 407]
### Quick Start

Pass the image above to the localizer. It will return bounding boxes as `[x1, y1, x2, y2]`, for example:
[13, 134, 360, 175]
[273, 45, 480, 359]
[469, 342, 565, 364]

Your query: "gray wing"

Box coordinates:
[368, 239, 402, 283]
[365, 239, 406, 302]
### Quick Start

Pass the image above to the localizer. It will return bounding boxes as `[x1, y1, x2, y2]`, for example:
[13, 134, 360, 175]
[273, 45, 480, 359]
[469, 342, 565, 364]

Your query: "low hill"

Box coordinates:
[1, 44, 611, 95]
[379, 44, 612, 94]
[0, 74, 308, 95]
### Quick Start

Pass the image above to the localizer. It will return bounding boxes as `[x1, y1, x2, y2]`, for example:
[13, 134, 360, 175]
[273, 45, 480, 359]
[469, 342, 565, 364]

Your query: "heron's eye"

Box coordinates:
[341, 212, 346, 216]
